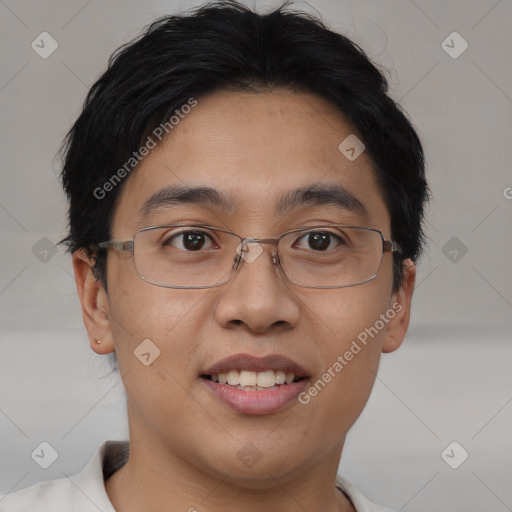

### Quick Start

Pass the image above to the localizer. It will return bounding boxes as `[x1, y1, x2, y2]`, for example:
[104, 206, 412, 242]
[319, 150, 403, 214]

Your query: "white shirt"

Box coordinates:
[0, 440, 394, 512]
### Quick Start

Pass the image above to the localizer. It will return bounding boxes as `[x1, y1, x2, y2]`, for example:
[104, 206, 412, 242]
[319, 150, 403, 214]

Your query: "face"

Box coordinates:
[75, 88, 415, 488]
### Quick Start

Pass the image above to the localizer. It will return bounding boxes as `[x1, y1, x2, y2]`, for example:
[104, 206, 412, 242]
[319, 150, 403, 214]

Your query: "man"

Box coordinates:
[1, 1, 428, 510]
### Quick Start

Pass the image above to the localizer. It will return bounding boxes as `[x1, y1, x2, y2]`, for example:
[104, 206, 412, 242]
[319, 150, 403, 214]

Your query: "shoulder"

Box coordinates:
[0, 440, 128, 512]
[336, 475, 396, 512]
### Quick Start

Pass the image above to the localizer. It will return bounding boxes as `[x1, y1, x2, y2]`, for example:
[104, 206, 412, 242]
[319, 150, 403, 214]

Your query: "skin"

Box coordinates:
[73, 88, 416, 512]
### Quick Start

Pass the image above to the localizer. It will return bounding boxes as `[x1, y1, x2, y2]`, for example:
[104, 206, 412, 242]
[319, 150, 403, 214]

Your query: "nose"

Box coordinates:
[213, 240, 300, 334]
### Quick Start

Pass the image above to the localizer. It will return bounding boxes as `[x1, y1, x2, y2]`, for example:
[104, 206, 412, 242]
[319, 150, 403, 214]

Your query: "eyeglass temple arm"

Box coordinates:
[97, 240, 134, 252]
[383, 240, 401, 254]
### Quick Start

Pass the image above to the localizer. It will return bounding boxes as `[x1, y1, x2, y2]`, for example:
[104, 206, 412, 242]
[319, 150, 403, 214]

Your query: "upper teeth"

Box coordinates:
[211, 370, 295, 388]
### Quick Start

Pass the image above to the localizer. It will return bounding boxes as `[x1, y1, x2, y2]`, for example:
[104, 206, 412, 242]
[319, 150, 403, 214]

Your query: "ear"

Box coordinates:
[381, 259, 416, 354]
[72, 249, 115, 355]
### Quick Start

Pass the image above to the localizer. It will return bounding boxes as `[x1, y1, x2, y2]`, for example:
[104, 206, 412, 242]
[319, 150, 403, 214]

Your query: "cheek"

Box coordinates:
[104, 271, 215, 434]
[106, 265, 209, 377]
[298, 282, 391, 416]
[304, 280, 390, 348]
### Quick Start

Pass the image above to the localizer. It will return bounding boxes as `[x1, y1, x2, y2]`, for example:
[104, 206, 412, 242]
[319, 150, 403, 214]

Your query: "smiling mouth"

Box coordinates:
[200, 353, 310, 414]
[201, 369, 305, 391]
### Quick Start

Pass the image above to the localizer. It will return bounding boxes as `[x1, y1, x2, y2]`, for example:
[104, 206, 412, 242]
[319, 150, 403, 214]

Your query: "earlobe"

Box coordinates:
[381, 259, 416, 354]
[72, 249, 115, 355]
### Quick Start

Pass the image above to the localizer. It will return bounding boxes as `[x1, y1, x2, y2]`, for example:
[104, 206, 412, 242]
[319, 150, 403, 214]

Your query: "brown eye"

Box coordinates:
[307, 232, 330, 251]
[164, 230, 214, 251]
[294, 231, 344, 251]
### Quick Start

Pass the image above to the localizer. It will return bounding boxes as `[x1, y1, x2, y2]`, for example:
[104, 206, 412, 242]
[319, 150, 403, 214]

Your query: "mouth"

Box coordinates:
[202, 369, 305, 389]
[200, 353, 310, 415]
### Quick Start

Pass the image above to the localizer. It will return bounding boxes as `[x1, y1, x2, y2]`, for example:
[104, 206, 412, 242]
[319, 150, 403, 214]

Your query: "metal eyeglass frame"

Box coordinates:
[96, 224, 401, 289]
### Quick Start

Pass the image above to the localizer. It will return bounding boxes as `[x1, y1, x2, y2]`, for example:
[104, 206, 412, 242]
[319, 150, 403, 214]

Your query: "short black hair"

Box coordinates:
[60, 0, 429, 293]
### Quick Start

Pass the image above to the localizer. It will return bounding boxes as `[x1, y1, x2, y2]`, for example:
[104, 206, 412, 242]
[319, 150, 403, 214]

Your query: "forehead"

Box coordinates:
[111, 89, 389, 234]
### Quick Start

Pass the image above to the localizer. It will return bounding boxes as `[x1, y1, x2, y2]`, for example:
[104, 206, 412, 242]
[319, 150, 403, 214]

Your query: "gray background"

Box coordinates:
[1, 0, 511, 509]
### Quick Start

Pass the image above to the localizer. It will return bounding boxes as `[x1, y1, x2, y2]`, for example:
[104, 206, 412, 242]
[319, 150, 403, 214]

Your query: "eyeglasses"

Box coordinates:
[97, 224, 400, 289]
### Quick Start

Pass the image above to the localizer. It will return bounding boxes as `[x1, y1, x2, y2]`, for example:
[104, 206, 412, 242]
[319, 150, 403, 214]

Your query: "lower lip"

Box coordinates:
[201, 378, 309, 415]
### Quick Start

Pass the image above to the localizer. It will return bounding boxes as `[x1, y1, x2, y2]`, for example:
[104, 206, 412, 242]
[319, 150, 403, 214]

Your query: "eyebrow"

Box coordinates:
[139, 185, 237, 218]
[276, 184, 367, 218]
[139, 183, 367, 219]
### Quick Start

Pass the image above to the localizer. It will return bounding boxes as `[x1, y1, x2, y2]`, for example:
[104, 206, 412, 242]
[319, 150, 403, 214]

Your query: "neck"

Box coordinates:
[105, 433, 355, 512]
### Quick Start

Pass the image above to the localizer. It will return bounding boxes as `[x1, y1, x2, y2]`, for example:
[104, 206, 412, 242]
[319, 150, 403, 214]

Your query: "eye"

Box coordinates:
[163, 230, 216, 251]
[293, 230, 346, 251]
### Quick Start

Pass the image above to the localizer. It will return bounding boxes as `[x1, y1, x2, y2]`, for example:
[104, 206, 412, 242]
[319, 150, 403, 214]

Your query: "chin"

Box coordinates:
[199, 444, 312, 489]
